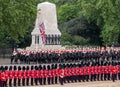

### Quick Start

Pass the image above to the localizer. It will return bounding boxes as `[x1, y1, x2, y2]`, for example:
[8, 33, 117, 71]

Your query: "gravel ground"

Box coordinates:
[21, 80, 120, 87]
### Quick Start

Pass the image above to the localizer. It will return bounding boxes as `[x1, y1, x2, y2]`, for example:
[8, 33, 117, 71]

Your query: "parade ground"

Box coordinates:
[23, 80, 120, 87]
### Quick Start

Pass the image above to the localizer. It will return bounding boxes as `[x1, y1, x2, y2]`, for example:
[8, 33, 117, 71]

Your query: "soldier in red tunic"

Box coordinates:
[0, 66, 1, 86]
[13, 66, 18, 87]
[9, 66, 13, 87]
[1, 67, 7, 87]
[31, 66, 35, 85]
[18, 66, 22, 86]
[43, 65, 47, 85]
[59, 68, 64, 85]
[38, 65, 42, 85]
[26, 66, 31, 86]
[111, 66, 116, 82]
[4, 66, 9, 87]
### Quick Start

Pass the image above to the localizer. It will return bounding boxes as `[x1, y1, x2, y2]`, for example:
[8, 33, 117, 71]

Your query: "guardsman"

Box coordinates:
[54, 64, 58, 84]
[0, 66, 1, 86]
[14, 66, 18, 87]
[34, 66, 38, 85]
[31, 66, 34, 85]
[18, 66, 22, 86]
[39, 65, 42, 85]
[26, 66, 30, 86]
[9, 66, 13, 87]
[59, 68, 64, 85]
[44, 65, 48, 85]
[36, 66, 40, 85]
[5, 66, 9, 87]
[111, 66, 116, 82]
[90, 66, 94, 81]
[79, 66, 83, 82]
[22, 66, 26, 86]
[86, 65, 90, 81]
[1, 68, 6, 87]
[118, 63, 120, 80]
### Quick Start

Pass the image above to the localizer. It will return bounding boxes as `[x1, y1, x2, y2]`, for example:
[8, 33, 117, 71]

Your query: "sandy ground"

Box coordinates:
[22, 80, 120, 87]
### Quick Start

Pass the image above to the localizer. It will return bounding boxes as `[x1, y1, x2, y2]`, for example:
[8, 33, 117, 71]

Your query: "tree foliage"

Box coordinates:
[0, 0, 120, 48]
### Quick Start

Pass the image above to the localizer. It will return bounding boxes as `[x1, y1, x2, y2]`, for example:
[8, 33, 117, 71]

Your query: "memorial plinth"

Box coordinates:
[26, 2, 64, 50]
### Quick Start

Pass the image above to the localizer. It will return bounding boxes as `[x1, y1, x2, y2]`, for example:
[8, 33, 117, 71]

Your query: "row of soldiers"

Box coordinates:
[0, 62, 120, 87]
[11, 46, 120, 65]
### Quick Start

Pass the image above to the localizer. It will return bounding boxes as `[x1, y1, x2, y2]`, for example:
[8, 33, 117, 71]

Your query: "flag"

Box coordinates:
[39, 23, 46, 44]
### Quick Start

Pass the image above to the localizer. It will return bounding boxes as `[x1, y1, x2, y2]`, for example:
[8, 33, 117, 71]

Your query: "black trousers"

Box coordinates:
[9, 79, 12, 87]
[14, 78, 17, 86]
[59, 77, 64, 85]
[48, 78, 50, 84]
[22, 78, 25, 86]
[39, 78, 42, 85]
[18, 79, 21, 86]
[26, 78, 29, 86]
[43, 78, 46, 85]
[112, 74, 116, 82]
[55, 77, 58, 84]
[31, 78, 34, 85]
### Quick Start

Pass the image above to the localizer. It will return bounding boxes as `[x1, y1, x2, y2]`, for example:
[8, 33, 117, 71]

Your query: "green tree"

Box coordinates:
[0, 0, 37, 48]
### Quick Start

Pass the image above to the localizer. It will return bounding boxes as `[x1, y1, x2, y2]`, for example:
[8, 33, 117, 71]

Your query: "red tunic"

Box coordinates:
[26, 70, 31, 78]
[18, 71, 22, 79]
[1, 72, 6, 82]
[75, 67, 79, 75]
[83, 67, 87, 75]
[14, 70, 18, 79]
[9, 70, 14, 79]
[5, 70, 9, 80]
[79, 67, 83, 75]
[36, 70, 40, 78]
[31, 70, 35, 78]
[44, 70, 49, 78]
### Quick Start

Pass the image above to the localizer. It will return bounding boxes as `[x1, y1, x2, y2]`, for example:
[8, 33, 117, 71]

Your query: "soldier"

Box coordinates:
[13, 66, 18, 87]
[11, 50, 17, 64]
[59, 67, 64, 85]
[18, 66, 22, 86]
[0, 66, 1, 86]
[44, 65, 48, 85]
[111, 66, 116, 82]
[9, 66, 13, 87]
[54, 64, 58, 84]
[34, 66, 38, 85]
[26, 66, 30, 86]
[1, 67, 7, 87]
[38, 65, 42, 85]
[31, 66, 35, 85]
[47, 65, 51, 85]
[4, 66, 9, 87]
[22, 66, 26, 86]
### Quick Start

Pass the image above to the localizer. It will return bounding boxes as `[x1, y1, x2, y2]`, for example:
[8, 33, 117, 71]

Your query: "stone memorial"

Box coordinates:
[27, 2, 64, 50]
